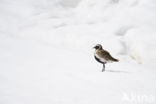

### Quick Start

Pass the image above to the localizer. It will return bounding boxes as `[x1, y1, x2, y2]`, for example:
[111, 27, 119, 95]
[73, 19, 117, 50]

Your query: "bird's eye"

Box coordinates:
[95, 46, 99, 49]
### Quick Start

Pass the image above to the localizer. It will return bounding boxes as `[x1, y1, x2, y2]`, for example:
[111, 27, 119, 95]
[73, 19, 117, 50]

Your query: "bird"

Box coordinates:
[93, 44, 119, 72]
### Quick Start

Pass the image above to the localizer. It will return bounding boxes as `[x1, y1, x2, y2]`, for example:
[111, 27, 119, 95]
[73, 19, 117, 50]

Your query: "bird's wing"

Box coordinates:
[100, 50, 111, 58]
[100, 50, 118, 62]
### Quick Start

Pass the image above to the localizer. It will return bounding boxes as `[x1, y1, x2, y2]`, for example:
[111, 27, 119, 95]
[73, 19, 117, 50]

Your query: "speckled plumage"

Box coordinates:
[93, 44, 118, 72]
[95, 48, 118, 63]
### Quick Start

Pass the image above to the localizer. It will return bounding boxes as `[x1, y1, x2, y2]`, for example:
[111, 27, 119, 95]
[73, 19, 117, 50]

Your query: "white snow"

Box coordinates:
[0, 0, 156, 104]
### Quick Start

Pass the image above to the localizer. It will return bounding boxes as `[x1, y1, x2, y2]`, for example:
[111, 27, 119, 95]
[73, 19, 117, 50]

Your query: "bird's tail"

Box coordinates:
[112, 57, 119, 62]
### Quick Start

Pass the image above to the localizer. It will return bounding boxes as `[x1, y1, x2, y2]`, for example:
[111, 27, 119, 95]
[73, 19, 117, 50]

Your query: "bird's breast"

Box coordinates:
[94, 51, 107, 63]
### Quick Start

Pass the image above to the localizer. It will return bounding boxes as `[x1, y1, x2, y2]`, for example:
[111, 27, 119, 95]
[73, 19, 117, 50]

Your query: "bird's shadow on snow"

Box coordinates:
[106, 70, 128, 73]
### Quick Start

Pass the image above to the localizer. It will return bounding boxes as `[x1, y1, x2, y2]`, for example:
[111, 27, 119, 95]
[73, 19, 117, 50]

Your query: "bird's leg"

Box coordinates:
[102, 63, 105, 72]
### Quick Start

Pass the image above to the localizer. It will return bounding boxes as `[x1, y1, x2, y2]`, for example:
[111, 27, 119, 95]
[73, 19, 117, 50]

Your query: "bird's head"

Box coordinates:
[93, 44, 102, 50]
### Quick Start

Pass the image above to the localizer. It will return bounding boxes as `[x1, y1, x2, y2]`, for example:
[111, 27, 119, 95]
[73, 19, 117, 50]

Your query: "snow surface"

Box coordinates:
[0, 0, 156, 104]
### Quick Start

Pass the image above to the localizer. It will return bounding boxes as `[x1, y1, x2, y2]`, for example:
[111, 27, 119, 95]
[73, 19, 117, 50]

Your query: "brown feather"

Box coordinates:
[96, 49, 119, 62]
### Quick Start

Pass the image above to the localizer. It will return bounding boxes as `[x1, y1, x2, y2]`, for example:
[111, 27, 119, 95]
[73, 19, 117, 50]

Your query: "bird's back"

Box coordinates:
[95, 49, 119, 63]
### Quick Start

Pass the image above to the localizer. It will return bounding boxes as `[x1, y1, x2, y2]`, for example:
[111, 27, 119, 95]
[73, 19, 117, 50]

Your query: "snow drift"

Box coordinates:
[0, 0, 156, 104]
